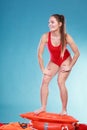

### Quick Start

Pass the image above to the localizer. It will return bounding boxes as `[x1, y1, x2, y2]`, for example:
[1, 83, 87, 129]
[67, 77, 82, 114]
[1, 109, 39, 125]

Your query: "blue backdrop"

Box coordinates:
[0, 0, 87, 123]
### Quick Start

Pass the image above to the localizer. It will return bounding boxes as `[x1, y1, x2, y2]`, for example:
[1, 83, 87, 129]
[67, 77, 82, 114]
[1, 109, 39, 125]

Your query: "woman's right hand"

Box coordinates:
[42, 68, 51, 76]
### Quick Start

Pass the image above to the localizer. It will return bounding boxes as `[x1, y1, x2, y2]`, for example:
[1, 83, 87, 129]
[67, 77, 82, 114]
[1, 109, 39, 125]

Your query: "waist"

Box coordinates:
[50, 49, 70, 66]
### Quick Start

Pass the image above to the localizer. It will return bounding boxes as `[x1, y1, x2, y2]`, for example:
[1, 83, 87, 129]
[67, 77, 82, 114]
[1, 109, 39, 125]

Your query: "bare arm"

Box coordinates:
[66, 34, 80, 69]
[37, 33, 48, 73]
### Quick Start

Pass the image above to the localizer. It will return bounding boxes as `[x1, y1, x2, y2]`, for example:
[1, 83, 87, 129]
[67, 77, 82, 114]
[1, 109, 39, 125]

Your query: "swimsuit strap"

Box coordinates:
[48, 32, 51, 44]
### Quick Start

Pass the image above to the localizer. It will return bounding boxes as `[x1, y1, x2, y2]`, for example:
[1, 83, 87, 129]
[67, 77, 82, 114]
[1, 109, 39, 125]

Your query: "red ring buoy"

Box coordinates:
[32, 121, 75, 130]
[20, 112, 79, 130]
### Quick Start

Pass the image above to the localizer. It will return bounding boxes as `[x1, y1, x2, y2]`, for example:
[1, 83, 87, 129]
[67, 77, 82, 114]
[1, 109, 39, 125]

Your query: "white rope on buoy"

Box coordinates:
[61, 125, 69, 130]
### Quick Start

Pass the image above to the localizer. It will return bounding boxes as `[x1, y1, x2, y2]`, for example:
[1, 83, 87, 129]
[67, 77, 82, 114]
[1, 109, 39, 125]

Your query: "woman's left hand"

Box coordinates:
[60, 65, 72, 72]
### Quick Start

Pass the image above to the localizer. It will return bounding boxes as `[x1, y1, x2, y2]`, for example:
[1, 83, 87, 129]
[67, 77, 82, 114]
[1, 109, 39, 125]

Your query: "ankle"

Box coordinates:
[62, 108, 67, 112]
[41, 106, 46, 110]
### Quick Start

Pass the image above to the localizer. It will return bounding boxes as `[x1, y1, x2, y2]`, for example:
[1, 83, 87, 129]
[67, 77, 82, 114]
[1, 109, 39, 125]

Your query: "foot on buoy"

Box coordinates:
[34, 107, 46, 115]
[59, 110, 67, 116]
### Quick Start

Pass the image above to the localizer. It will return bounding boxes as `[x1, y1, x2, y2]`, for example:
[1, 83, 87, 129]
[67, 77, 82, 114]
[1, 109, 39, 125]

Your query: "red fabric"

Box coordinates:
[0, 123, 4, 127]
[78, 124, 87, 130]
[47, 32, 70, 66]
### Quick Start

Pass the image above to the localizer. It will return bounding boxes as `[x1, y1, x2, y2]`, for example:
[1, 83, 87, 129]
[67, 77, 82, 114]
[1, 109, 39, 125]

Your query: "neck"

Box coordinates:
[51, 31, 61, 41]
[51, 31, 61, 37]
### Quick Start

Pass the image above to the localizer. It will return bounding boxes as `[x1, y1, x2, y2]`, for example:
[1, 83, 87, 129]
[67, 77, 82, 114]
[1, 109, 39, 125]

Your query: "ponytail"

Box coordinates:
[51, 14, 66, 56]
[59, 15, 66, 52]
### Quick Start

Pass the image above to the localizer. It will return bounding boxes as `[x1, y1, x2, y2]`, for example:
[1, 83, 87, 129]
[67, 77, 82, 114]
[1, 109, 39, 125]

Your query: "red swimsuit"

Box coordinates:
[47, 32, 70, 66]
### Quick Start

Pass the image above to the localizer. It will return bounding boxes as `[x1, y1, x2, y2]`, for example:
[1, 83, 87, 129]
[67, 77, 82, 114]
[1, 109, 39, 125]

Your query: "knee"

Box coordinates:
[42, 75, 51, 85]
[57, 78, 65, 88]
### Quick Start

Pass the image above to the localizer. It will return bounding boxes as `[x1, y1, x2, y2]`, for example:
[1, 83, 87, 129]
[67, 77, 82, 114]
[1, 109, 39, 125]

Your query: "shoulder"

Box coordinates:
[65, 33, 74, 44]
[38, 32, 49, 50]
[40, 32, 49, 43]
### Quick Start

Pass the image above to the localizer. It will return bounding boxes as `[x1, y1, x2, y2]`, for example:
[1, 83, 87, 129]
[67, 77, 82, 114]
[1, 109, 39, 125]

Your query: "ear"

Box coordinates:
[59, 22, 62, 27]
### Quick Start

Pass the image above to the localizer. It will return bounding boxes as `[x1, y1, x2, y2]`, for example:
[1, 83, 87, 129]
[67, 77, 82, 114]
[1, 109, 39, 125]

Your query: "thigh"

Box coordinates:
[58, 56, 72, 81]
[46, 60, 59, 78]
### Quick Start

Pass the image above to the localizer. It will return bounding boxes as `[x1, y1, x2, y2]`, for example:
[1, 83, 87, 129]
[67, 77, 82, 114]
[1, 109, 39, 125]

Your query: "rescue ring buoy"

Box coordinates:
[31, 121, 76, 130]
[20, 112, 78, 130]
[20, 112, 78, 123]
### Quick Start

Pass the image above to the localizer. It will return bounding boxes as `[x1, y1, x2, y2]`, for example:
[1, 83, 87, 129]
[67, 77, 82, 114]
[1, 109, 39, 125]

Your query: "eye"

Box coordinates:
[51, 21, 54, 24]
[48, 21, 54, 25]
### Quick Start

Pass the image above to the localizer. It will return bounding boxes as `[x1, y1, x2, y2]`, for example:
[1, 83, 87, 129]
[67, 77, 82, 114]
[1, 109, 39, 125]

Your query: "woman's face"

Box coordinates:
[48, 16, 61, 32]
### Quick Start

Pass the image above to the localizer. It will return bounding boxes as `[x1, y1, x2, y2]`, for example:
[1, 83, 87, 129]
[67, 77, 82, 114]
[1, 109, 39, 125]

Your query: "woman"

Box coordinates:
[35, 14, 80, 115]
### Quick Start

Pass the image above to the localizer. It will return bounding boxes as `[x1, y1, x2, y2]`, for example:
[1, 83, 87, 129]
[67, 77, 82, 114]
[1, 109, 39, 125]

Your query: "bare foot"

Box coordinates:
[34, 107, 46, 115]
[59, 111, 67, 115]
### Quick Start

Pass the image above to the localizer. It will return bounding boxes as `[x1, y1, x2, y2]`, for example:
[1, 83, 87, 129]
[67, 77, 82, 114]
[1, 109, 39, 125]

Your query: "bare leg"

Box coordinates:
[58, 57, 72, 115]
[35, 75, 50, 114]
[35, 61, 59, 114]
[58, 80, 68, 115]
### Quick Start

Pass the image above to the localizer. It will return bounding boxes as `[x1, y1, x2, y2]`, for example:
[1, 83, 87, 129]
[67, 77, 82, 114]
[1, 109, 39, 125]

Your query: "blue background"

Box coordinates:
[0, 0, 87, 123]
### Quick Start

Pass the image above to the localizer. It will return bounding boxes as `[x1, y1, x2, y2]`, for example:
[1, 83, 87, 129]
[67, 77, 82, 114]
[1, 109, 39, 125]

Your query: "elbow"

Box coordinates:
[76, 50, 80, 59]
[38, 53, 42, 61]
